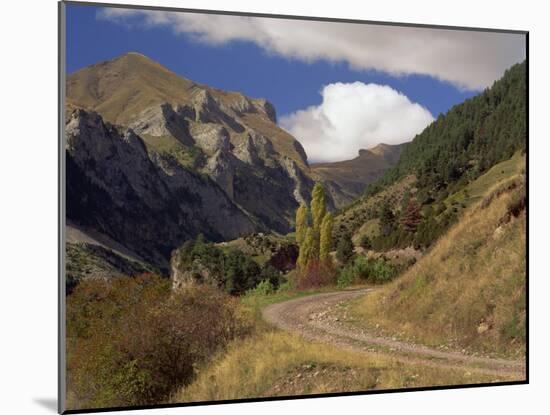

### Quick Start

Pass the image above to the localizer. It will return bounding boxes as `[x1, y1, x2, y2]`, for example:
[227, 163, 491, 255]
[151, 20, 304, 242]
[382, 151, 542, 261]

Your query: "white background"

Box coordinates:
[0, 0, 546, 413]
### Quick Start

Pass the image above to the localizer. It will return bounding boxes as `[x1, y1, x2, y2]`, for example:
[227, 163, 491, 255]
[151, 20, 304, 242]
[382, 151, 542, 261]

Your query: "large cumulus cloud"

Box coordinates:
[279, 82, 434, 163]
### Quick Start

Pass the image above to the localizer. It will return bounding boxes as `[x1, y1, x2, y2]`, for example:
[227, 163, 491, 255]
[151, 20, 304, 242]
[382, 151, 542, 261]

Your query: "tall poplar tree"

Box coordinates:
[319, 212, 334, 261]
[295, 203, 309, 246]
[311, 183, 327, 231]
[297, 226, 315, 269]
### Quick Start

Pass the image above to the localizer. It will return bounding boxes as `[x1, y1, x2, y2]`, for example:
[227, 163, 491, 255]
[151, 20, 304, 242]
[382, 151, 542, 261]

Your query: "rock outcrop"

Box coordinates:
[67, 53, 317, 236]
[66, 109, 256, 270]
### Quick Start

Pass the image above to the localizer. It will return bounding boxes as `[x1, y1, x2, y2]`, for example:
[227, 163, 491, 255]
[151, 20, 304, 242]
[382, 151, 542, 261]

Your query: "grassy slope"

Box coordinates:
[351, 172, 526, 358]
[352, 218, 380, 245]
[66, 52, 196, 125]
[172, 281, 503, 403]
[439, 152, 525, 219]
[66, 243, 157, 282]
[340, 152, 524, 247]
[334, 175, 416, 243]
[173, 330, 500, 403]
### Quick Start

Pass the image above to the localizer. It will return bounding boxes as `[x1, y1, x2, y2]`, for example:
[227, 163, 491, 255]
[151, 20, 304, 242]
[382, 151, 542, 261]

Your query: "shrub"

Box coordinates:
[295, 260, 337, 290]
[337, 257, 399, 287]
[277, 280, 292, 293]
[370, 259, 396, 283]
[172, 236, 277, 295]
[66, 276, 252, 409]
[337, 266, 356, 288]
[336, 234, 354, 264]
[359, 235, 372, 250]
[245, 279, 275, 297]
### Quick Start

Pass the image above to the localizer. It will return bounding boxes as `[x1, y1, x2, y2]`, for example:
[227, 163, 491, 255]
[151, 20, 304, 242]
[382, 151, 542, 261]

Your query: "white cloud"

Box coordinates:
[279, 82, 434, 163]
[97, 8, 525, 90]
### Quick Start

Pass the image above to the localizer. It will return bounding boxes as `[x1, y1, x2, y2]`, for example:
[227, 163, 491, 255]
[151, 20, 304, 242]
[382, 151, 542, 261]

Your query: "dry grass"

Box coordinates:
[440, 152, 525, 218]
[352, 218, 381, 245]
[172, 331, 503, 403]
[351, 174, 526, 358]
[334, 175, 416, 242]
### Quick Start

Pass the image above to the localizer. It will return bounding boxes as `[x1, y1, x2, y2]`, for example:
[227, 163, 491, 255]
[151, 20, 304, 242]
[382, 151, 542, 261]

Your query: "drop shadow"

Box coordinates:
[34, 398, 57, 413]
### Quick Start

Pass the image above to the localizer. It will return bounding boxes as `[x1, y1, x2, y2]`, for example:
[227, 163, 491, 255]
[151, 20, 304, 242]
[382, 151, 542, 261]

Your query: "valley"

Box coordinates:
[64, 53, 526, 410]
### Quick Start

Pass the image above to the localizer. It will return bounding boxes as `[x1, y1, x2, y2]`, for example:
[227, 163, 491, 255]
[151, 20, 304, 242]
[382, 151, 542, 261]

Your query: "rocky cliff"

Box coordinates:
[66, 109, 256, 270]
[67, 53, 315, 237]
[66, 53, 401, 270]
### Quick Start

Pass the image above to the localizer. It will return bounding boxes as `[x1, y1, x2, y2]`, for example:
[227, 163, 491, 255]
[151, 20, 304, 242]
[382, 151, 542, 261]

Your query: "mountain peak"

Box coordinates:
[113, 51, 166, 68]
[367, 143, 404, 164]
[369, 142, 391, 152]
[123, 51, 149, 58]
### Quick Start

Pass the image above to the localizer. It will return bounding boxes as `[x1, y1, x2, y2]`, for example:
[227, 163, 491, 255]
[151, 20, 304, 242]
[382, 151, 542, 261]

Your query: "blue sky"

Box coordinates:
[66, 4, 478, 117]
[65, 3, 525, 162]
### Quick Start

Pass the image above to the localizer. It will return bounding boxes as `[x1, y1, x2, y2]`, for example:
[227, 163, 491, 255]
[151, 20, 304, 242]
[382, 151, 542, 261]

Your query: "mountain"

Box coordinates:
[365, 61, 526, 200]
[67, 52, 308, 167]
[66, 52, 403, 272]
[334, 61, 526, 251]
[354, 171, 526, 357]
[65, 53, 402, 273]
[67, 53, 315, 233]
[311, 143, 404, 206]
[66, 109, 257, 269]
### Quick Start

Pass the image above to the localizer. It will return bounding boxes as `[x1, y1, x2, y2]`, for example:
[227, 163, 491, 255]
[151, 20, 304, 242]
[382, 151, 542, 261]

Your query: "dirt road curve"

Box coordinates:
[262, 288, 526, 379]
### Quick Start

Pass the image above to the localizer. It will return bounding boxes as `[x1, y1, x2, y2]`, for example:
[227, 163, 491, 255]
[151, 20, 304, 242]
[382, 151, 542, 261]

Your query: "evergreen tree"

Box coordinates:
[336, 233, 354, 265]
[379, 202, 395, 236]
[359, 234, 372, 250]
[319, 213, 334, 261]
[295, 203, 309, 246]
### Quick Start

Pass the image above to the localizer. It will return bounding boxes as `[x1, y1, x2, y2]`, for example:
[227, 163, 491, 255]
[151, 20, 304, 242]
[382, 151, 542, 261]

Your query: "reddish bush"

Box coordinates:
[66, 275, 252, 409]
[295, 260, 337, 290]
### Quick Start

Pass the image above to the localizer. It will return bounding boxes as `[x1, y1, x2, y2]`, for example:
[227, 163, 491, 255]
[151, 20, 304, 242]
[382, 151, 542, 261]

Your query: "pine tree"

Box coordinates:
[295, 203, 309, 246]
[336, 233, 354, 265]
[379, 202, 395, 236]
[359, 234, 372, 249]
[311, 183, 327, 231]
[319, 213, 334, 261]
[400, 199, 421, 233]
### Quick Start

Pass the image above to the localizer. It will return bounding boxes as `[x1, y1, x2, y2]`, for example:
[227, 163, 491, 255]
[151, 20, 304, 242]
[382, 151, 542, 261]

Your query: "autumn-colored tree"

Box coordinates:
[66, 276, 251, 409]
[319, 212, 334, 261]
[296, 183, 333, 270]
[297, 226, 315, 269]
[311, 183, 327, 231]
[400, 199, 421, 233]
[295, 203, 310, 246]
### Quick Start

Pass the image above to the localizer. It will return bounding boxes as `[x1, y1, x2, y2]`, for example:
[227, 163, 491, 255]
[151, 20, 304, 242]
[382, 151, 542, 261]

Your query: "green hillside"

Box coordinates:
[351, 174, 526, 358]
[335, 61, 526, 252]
[367, 61, 526, 199]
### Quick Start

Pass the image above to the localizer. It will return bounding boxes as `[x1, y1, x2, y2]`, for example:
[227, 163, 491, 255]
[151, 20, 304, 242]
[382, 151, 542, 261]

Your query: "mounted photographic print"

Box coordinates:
[59, 1, 528, 413]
